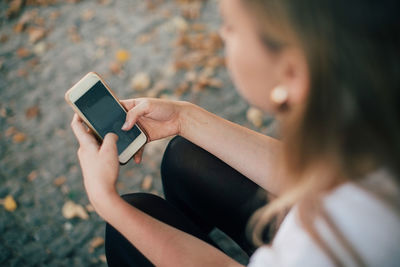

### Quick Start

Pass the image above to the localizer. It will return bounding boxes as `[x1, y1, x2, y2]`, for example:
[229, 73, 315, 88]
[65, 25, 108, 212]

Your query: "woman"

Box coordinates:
[70, 0, 400, 266]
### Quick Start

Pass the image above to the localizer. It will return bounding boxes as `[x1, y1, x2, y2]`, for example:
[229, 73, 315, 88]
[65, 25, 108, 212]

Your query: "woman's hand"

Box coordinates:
[70, 114, 120, 207]
[120, 98, 189, 163]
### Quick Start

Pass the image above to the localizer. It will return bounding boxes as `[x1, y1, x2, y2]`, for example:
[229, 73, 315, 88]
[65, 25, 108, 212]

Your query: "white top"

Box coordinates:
[248, 168, 400, 267]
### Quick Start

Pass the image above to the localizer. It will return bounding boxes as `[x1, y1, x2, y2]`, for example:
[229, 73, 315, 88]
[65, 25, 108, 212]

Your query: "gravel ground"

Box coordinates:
[0, 0, 276, 266]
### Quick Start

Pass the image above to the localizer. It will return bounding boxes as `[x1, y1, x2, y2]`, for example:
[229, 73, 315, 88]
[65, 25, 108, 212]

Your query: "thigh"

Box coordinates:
[105, 193, 222, 267]
[161, 136, 269, 255]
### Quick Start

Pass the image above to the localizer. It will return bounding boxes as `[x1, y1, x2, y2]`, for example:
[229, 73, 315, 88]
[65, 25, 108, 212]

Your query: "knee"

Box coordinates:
[161, 136, 192, 182]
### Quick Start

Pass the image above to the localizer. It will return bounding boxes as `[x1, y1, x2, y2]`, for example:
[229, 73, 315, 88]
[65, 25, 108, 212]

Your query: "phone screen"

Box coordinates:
[75, 81, 141, 154]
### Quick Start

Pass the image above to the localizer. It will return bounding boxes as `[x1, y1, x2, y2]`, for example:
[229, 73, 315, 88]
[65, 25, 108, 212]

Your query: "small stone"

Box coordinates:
[131, 72, 151, 91]
[64, 222, 73, 231]
[171, 16, 188, 32]
[141, 175, 153, 191]
[33, 42, 47, 55]
[246, 107, 263, 128]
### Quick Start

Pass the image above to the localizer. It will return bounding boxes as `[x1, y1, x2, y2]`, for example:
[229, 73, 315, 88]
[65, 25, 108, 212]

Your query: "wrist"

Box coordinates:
[88, 188, 119, 215]
[177, 101, 198, 138]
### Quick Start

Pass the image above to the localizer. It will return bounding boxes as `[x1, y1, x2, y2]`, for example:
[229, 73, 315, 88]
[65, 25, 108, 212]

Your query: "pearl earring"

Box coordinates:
[270, 85, 288, 105]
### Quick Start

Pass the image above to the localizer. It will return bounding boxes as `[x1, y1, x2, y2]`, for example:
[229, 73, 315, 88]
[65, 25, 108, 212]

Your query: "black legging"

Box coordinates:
[105, 136, 269, 266]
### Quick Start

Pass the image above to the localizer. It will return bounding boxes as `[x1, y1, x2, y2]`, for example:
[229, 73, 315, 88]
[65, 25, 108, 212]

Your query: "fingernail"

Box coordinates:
[121, 122, 129, 130]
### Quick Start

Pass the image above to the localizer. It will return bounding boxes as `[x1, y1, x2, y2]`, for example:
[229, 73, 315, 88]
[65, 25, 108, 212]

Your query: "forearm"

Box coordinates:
[179, 102, 286, 195]
[94, 193, 243, 267]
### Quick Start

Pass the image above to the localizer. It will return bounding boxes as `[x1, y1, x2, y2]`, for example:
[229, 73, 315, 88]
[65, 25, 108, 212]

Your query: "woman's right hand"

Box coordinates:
[120, 98, 189, 163]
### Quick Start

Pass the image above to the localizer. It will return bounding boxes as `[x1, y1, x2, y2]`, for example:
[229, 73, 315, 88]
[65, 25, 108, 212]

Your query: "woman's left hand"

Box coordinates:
[70, 114, 120, 207]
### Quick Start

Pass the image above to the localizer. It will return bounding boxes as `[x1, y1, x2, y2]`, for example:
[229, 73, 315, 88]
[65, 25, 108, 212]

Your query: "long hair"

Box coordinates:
[242, 0, 400, 265]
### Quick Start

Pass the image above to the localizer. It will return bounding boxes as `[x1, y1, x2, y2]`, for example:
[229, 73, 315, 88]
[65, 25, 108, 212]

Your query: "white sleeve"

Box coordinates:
[247, 179, 400, 267]
[247, 209, 335, 267]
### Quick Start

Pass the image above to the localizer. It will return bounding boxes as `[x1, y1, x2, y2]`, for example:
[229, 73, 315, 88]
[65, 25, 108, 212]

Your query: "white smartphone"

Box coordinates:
[65, 72, 147, 164]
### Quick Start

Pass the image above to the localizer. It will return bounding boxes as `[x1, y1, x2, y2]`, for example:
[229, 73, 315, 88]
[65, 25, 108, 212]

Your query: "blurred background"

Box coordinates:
[0, 0, 276, 265]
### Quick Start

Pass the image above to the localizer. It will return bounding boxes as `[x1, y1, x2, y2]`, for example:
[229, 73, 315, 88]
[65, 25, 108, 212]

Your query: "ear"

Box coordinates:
[277, 47, 310, 106]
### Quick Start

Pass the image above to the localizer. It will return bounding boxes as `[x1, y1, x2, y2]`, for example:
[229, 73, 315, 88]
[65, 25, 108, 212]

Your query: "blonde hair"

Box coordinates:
[242, 0, 400, 265]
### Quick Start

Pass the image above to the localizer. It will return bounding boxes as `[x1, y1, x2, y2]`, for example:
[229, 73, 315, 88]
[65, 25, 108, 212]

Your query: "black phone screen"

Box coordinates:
[75, 81, 141, 154]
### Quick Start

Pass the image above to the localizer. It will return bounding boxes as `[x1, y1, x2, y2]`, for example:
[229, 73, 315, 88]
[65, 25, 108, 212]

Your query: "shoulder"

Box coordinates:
[248, 168, 400, 267]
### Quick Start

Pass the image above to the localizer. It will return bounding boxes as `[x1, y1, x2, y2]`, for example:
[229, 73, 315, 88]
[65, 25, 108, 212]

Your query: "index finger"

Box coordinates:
[120, 99, 137, 110]
[70, 114, 99, 150]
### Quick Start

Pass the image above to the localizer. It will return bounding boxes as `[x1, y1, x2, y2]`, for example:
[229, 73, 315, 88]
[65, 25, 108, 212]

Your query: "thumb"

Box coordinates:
[100, 133, 119, 156]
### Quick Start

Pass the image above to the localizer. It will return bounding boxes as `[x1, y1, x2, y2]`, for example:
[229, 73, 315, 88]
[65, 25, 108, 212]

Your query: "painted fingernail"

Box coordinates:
[121, 122, 129, 130]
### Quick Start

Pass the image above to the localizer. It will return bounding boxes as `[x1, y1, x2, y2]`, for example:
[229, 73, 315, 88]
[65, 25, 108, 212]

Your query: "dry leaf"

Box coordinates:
[116, 50, 130, 63]
[17, 68, 28, 77]
[28, 27, 46, 44]
[25, 105, 40, 119]
[68, 26, 81, 43]
[13, 132, 27, 143]
[53, 176, 67, 186]
[27, 170, 38, 181]
[109, 62, 122, 75]
[246, 107, 263, 128]
[6, 0, 23, 18]
[62, 201, 89, 220]
[86, 204, 95, 212]
[141, 175, 153, 191]
[0, 34, 8, 43]
[5, 127, 17, 137]
[89, 237, 104, 253]
[99, 254, 107, 263]
[2, 195, 17, 212]
[81, 10, 95, 21]
[16, 47, 31, 58]
[131, 72, 151, 91]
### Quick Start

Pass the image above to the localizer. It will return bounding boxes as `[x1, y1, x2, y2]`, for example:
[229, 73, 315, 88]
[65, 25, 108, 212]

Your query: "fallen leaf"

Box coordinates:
[62, 200, 89, 220]
[17, 68, 28, 77]
[81, 9, 95, 21]
[131, 72, 151, 91]
[53, 176, 67, 186]
[109, 61, 122, 75]
[6, 0, 23, 18]
[13, 132, 27, 143]
[89, 237, 104, 253]
[3, 195, 17, 212]
[141, 175, 153, 191]
[17, 47, 31, 58]
[0, 34, 8, 43]
[99, 254, 107, 263]
[246, 107, 263, 128]
[116, 50, 130, 63]
[5, 127, 17, 137]
[68, 26, 81, 43]
[25, 105, 40, 119]
[85, 204, 95, 212]
[27, 170, 38, 181]
[49, 11, 60, 20]
[27, 27, 46, 44]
